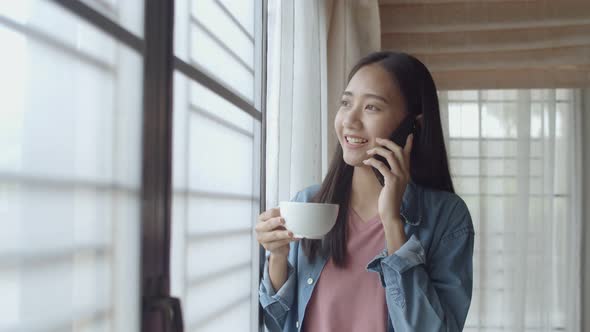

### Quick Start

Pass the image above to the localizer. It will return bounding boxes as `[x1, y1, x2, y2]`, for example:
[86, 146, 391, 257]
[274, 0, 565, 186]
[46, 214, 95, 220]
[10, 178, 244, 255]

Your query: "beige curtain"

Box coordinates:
[325, 0, 382, 164]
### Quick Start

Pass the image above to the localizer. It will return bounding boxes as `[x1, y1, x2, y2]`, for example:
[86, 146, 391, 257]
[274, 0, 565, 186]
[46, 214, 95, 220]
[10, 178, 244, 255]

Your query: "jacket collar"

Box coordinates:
[400, 179, 424, 226]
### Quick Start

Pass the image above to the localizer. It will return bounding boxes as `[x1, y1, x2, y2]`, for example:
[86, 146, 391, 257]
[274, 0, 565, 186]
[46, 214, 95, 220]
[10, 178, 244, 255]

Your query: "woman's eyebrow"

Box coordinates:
[343, 91, 389, 104]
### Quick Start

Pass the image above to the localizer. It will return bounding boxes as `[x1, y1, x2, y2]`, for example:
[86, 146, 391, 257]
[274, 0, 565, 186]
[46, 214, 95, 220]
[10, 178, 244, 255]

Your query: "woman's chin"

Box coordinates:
[343, 156, 367, 168]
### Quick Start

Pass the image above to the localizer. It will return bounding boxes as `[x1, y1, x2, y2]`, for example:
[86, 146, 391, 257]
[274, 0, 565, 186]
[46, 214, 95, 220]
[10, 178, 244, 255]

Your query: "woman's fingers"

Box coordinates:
[403, 134, 414, 162]
[258, 207, 280, 223]
[363, 157, 394, 183]
[374, 135, 413, 173]
[255, 216, 285, 233]
[256, 228, 293, 244]
[255, 208, 298, 253]
[366, 146, 404, 176]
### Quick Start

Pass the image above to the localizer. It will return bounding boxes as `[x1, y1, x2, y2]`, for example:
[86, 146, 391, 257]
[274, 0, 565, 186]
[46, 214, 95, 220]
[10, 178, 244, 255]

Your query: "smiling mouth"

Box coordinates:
[345, 135, 369, 145]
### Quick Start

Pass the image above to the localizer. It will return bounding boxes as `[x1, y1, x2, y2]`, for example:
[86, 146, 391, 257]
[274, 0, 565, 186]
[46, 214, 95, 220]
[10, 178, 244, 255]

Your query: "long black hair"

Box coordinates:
[301, 51, 455, 267]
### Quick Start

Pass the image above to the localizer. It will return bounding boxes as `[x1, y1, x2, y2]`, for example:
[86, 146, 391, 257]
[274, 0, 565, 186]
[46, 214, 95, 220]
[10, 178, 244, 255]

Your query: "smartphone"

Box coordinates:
[371, 114, 416, 186]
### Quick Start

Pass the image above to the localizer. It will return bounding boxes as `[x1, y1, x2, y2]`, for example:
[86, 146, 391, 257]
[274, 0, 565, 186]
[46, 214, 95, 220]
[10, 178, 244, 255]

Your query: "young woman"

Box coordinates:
[257, 51, 474, 332]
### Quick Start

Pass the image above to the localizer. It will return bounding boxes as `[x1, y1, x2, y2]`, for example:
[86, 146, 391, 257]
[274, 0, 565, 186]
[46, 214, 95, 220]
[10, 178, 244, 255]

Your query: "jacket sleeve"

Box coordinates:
[367, 198, 475, 331]
[258, 191, 302, 331]
[259, 245, 298, 331]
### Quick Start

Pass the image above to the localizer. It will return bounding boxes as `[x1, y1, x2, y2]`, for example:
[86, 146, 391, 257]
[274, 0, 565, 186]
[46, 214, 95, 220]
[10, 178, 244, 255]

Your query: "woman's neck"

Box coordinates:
[349, 166, 382, 213]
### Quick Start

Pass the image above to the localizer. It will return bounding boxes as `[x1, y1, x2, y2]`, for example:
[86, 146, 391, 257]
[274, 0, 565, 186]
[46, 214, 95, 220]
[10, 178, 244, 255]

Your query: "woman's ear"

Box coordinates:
[416, 114, 424, 128]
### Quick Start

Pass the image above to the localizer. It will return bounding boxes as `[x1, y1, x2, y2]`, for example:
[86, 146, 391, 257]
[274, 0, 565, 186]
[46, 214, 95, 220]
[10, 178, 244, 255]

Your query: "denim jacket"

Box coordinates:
[259, 180, 475, 332]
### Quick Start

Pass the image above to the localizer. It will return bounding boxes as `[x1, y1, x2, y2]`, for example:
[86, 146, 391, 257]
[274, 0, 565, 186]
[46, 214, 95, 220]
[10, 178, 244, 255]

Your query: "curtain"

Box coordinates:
[439, 89, 582, 332]
[266, 0, 381, 208]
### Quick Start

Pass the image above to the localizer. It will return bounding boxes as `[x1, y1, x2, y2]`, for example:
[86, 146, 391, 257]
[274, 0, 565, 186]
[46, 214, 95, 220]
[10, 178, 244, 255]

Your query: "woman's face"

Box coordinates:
[334, 63, 408, 167]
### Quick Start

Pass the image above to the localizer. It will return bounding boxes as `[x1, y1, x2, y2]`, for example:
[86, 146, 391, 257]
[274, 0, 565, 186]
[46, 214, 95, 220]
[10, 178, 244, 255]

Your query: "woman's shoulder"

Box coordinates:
[291, 183, 322, 202]
[419, 184, 474, 234]
[421, 185, 466, 208]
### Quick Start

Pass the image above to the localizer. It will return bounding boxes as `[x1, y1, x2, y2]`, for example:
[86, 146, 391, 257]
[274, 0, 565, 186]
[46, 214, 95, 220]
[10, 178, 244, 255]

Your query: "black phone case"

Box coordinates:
[371, 115, 416, 186]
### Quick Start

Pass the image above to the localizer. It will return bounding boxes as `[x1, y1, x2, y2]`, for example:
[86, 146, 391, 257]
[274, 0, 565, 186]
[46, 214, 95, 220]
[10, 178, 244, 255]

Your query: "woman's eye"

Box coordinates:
[340, 100, 350, 107]
[366, 104, 380, 111]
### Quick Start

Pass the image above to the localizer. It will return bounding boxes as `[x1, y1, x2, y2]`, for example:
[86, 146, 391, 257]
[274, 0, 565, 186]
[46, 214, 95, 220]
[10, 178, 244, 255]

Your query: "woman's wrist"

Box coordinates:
[268, 253, 289, 292]
[269, 252, 289, 262]
[269, 253, 289, 274]
[383, 218, 407, 255]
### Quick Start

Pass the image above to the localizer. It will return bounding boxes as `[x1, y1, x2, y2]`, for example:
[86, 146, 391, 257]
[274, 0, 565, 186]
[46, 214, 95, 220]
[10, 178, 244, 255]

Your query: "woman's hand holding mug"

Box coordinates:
[255, 207, 298, 258]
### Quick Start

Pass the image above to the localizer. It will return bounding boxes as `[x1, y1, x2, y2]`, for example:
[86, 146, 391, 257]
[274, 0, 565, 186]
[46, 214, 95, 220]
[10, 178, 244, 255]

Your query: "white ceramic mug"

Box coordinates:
[278, 201, 339, 239]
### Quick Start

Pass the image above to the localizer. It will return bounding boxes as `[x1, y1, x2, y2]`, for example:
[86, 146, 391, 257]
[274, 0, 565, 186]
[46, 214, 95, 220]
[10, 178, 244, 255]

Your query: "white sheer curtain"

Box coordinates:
[0, 1, 143, 331]
[266, 0, 380, 208]
[439, 89, 582, 332]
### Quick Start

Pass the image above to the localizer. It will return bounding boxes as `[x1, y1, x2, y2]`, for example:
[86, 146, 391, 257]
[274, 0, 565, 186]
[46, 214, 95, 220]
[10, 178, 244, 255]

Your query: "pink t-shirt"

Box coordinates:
[302, 207, 388, 332]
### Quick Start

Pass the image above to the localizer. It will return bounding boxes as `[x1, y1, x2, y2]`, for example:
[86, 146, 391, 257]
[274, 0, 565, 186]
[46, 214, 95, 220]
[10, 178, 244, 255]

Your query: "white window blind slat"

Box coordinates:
[188, 79, 255, 134]
[191, 0, 254, 68]
[189, 24, 255, 102]
[171, 2, 261, 330]
[0, 1, 142, 331]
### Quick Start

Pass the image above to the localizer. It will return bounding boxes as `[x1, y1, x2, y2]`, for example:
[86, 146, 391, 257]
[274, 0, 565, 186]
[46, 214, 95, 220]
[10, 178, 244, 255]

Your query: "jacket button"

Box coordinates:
[296, 320, 299, 328]
[307, 277, 313, 285]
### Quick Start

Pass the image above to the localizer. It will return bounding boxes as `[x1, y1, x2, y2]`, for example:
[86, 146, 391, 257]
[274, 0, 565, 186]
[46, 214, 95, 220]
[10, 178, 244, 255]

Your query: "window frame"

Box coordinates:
[443, 88, 574, 331]
[49, 0, 269, 331]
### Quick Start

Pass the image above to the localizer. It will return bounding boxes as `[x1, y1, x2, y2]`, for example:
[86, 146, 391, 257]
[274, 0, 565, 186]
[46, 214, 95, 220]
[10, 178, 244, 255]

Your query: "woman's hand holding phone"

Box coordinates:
[362, 133, 414, 225]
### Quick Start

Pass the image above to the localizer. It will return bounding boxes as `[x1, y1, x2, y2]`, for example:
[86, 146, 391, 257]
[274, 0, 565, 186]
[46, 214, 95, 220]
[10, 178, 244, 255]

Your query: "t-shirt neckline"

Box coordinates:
[348, 206, 381, 230]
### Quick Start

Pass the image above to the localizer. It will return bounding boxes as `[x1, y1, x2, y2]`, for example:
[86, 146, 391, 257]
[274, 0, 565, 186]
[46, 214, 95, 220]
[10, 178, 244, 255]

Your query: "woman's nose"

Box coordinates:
[342, 107, 362, 127]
